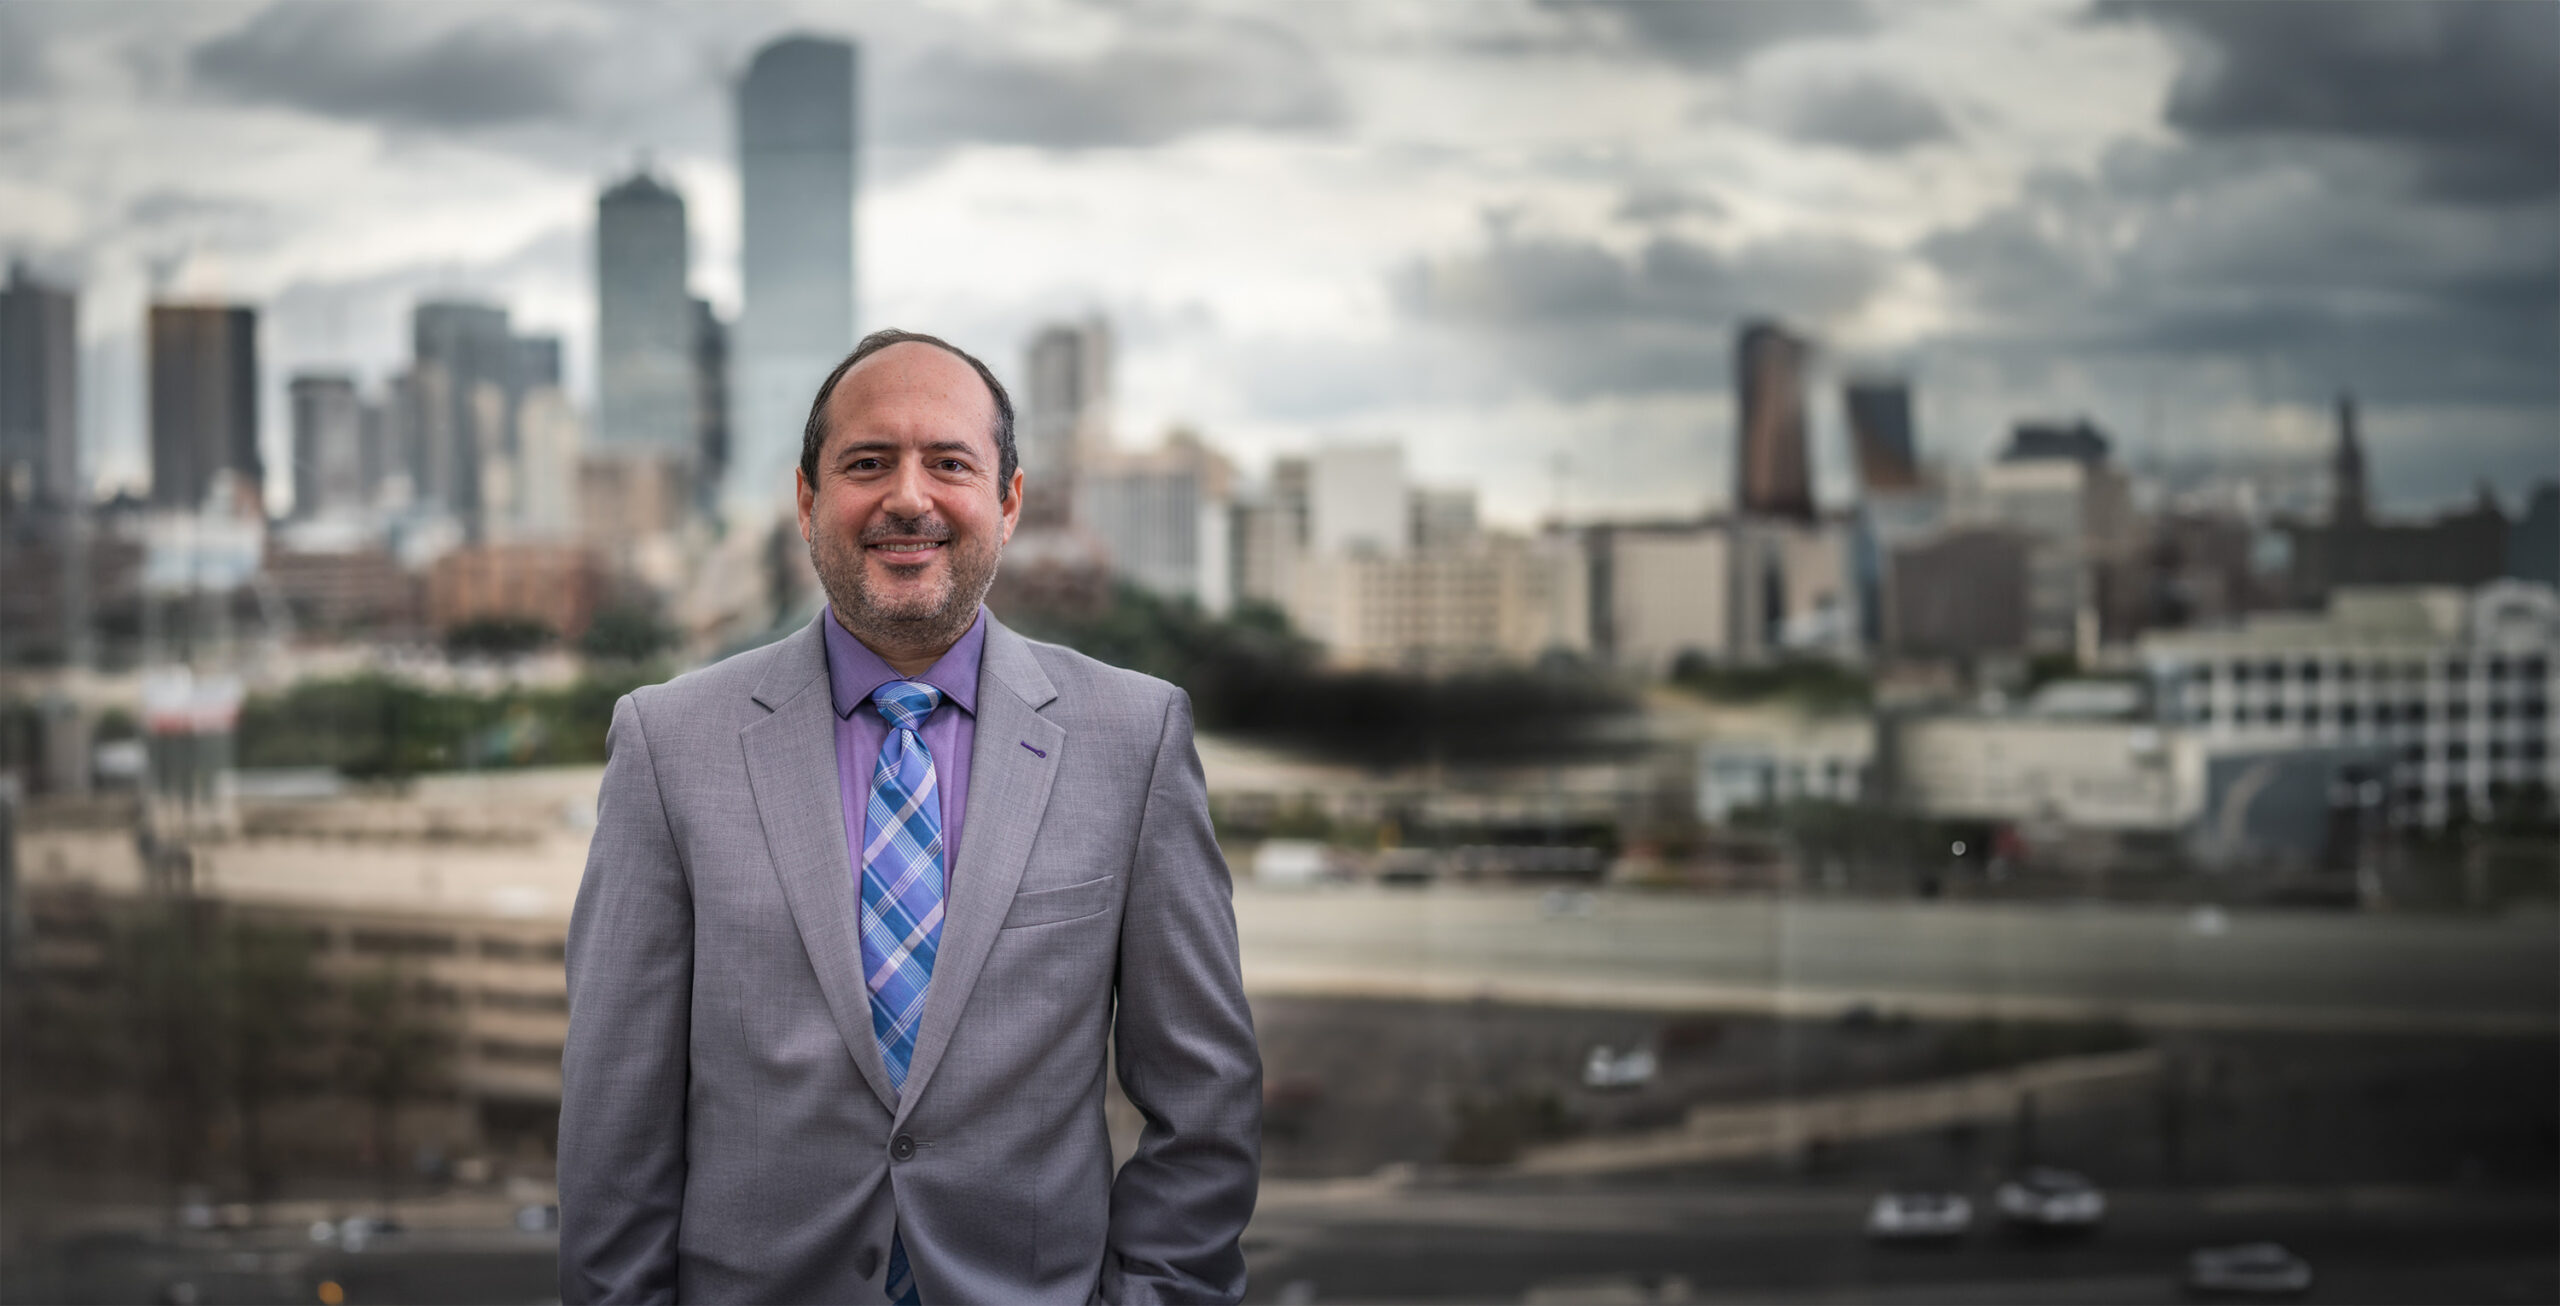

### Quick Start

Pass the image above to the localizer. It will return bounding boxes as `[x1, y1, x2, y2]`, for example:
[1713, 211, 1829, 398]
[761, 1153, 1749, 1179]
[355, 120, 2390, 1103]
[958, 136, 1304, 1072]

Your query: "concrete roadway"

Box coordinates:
[1232, 887, 2560, 1036]
[1242, 1174, 2559, 1304]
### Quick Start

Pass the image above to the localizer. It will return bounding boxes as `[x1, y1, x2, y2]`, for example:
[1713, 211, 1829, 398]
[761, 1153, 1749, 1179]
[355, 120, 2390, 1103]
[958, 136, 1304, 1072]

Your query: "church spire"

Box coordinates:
[2331, 392, 2368, 526]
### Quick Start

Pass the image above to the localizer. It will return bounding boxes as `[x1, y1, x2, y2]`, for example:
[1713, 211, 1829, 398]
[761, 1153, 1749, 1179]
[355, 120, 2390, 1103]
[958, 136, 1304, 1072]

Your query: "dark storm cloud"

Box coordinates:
[1401, 228, 1888, 327]
[1556, 0, 1876, 68]
[2109, 0, 2560, 200]
[1761, 71, 1953, 154]
[189, 3, 592, 129]
[877, 20, 1341, 150]
[1390, 225, 1889, 398]
[1922, 140, 2560, 407]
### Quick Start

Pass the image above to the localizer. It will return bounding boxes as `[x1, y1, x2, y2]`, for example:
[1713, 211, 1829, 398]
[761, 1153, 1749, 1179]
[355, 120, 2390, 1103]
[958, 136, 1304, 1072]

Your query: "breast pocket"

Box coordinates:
[998, 875, 1118, 930]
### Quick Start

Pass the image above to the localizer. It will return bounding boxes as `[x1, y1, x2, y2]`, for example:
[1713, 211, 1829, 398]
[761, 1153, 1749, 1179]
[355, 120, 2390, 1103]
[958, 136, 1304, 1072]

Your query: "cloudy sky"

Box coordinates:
[2, 0, 2552, 524]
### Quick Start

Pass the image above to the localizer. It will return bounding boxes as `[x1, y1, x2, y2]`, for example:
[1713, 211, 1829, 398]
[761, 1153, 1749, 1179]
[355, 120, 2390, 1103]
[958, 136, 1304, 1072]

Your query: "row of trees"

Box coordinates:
[1003, 586, 1638, 770]
[235, 666, 657, 777]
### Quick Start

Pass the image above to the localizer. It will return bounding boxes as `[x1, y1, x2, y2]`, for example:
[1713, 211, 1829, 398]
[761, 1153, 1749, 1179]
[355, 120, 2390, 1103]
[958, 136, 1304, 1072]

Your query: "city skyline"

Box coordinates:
[0, 1, 2551, 526]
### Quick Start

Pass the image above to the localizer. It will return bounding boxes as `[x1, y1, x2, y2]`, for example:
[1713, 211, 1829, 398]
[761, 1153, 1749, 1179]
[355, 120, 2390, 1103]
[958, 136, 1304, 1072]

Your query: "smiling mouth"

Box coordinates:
[870, 541, 944, 556]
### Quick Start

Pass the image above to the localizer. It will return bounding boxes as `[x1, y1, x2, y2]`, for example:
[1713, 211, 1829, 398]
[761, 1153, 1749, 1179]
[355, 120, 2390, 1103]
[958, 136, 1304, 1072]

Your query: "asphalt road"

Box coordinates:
[1234, 887, 2560, 1034]
[1244, 1174, 2560, 1305]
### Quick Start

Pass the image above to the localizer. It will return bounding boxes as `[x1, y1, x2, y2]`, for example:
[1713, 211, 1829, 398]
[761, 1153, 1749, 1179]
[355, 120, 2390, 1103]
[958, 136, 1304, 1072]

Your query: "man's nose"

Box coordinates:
[882, 459, 933, 519]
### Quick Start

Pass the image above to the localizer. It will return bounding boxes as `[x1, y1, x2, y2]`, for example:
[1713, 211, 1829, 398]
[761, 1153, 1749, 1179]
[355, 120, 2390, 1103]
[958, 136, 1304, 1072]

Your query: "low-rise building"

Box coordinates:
[427, 542, 605, 641]
[2141, 581, 2558, 827]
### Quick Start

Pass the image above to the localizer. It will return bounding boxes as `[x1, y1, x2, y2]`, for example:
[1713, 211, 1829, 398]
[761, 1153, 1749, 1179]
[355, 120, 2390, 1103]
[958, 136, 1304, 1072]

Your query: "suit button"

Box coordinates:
[856, 1248, 880, 1278]
[891, 1133, 916, 1162]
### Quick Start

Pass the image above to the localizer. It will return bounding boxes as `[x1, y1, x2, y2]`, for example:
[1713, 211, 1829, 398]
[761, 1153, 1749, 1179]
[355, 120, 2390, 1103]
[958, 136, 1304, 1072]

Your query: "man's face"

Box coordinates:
[796, 342, 1022, 649]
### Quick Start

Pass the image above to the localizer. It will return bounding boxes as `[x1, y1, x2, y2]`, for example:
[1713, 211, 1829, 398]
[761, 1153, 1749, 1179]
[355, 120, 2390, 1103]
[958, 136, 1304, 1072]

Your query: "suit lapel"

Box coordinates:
[892, 618, 1061, 1122]
[740, 618, 901, 1114]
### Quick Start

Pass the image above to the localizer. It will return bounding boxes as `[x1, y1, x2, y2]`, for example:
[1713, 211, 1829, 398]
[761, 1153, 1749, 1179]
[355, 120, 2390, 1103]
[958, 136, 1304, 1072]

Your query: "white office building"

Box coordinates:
[2142, 582, 2558, 827]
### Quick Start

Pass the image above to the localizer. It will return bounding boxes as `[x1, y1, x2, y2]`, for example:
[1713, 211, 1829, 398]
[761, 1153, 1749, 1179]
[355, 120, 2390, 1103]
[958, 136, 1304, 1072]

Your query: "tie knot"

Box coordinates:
[871, 680, 943, 733]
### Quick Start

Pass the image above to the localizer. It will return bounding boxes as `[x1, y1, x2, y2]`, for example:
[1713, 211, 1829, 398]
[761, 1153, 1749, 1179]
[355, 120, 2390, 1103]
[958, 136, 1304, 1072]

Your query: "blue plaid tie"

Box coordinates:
[861, 681, 943, 1306]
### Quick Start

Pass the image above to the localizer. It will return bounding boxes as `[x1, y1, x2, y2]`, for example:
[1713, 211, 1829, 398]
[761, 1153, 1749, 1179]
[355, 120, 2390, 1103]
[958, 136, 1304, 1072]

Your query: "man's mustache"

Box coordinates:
[858, 516, 953, 545]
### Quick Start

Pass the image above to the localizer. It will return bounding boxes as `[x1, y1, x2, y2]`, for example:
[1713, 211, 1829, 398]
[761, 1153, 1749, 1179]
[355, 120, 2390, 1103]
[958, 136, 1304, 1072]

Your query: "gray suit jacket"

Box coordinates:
[558, 613, 1260, 1304]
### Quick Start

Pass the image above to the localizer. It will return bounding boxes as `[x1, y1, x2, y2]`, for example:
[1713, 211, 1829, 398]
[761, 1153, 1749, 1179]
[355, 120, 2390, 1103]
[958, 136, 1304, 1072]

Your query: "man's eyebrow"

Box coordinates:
[836, 439, 981, 459]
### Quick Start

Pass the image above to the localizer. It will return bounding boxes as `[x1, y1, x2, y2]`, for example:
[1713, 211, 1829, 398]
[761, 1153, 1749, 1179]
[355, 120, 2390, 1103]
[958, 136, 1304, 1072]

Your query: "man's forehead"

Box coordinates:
[826, 342, 997, 447]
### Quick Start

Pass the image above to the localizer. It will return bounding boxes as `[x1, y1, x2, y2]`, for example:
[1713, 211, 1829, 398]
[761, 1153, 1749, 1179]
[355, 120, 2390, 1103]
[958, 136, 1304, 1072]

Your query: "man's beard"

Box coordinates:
[810, 510, 1002, 651]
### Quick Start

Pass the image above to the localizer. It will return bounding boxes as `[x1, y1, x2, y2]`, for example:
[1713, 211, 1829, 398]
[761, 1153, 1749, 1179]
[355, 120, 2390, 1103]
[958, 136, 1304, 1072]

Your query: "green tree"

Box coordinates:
[114, 899, 223, 1202]
[580, 602, 679, 663]
[342, 966, 455, 1206]
[213, 917, 322, 1207]
[444, 616, 556, 659]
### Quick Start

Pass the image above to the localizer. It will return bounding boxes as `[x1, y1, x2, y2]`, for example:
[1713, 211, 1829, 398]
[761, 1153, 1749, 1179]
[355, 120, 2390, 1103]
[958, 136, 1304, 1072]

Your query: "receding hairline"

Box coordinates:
[814, 339, 1004, 453]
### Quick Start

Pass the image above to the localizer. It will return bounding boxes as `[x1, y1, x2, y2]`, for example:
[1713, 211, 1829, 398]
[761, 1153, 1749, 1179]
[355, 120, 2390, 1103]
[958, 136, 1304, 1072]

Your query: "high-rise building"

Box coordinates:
[147, 303, 260, 512]
[1, 261, 78, 511]
[2331, 392, 2368, 527]
[513, 385, 582, 540]
[1409, 486, 1479, 553]
[288, 373, 364, 519]
[1230, 456, 1309, 611]
[2000, 418, 2110, 465]
[1843, 378, 1919, 494]
[598, 170, 698, 458]
[410, 301, 515, 532]
[734, 35, 857, 516]
[693, 298, 729, 516]
[1735, 320, 1813, 520]
[1020, 318, 1111, 524]
[1077, 432, 1232, 613]
[1310, 443, 1406, 558]
[515, 335, 562, 392]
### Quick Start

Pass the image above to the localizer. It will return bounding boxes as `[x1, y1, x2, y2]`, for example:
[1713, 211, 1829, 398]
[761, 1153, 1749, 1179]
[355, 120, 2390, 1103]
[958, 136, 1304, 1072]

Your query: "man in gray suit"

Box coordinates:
[558, 330, 1261, 1304]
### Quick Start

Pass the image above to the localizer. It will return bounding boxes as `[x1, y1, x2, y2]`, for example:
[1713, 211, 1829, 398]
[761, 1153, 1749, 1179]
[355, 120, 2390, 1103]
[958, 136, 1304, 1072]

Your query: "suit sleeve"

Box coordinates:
[1104, 688, 1262, 1306]
[558, 693, 693, 1305]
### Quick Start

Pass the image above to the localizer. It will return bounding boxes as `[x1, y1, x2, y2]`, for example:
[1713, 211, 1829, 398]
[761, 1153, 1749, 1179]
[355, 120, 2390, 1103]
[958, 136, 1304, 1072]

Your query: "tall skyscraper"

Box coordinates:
[0, 261, 78, 511]
[733, 34, 857, 515]
[410, 300, 515, 533]
[515, 334, 563, 392]
[288, 372, 363, 519]
[597, 169, 699, 458]
[2331, 392, 2368, 526]
[693, 298, 730, 518]
[1734, 320, 1813, 520]
[1020, 318, 1111, 526]
[148, 303, 260, 512]
[1843, 378, 1919, 495]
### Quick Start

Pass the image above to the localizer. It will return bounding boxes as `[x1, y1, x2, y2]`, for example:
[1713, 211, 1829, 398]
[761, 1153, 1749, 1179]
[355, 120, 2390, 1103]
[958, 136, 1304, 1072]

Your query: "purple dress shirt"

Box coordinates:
[822, 605, 985, 895]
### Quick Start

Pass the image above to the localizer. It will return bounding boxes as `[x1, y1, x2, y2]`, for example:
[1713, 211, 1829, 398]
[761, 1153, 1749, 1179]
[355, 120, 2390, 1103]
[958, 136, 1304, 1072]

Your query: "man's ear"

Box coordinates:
[795, 466, 816, 543]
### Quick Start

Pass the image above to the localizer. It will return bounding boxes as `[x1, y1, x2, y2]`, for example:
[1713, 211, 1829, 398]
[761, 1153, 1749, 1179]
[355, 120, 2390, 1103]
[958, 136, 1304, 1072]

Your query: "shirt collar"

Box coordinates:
[821, 605, 987, 721]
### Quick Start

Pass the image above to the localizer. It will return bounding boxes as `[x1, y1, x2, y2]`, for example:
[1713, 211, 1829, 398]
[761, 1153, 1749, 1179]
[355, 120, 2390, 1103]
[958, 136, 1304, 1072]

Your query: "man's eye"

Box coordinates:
[939, 460, 969, 473]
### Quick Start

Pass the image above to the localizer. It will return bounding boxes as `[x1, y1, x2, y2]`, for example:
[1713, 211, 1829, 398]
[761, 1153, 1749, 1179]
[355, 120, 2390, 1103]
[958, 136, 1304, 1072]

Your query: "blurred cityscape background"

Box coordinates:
[1, 2, 2554, 1303]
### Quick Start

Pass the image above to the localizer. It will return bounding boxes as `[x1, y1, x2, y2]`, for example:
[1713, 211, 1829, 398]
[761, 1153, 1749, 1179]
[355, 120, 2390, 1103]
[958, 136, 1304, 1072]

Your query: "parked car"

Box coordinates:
[1581, 1045, 1657, 1090]
[2185, 1243, 2312, 1298]
[335, 1215, 403, 1251]
[1865, 1191, 1972, 1242]
[1996, 1167, 2105, 1231]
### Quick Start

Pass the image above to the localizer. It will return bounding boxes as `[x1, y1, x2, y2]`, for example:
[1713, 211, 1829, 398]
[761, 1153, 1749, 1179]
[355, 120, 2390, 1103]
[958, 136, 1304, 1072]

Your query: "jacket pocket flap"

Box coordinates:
[999, 875, 1117, 930]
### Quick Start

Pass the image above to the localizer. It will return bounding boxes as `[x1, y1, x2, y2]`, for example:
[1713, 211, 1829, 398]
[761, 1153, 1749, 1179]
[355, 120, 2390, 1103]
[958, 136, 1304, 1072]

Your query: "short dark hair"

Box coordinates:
[797, 328, 1017, 501]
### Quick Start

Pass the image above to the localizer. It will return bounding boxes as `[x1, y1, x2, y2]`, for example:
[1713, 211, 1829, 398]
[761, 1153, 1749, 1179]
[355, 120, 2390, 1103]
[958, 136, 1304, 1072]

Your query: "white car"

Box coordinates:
[2185, 1243, 2312, 1298]
[1995, 1167, 2105, 1230]
[1865, 1191, 1972, 1242]
[1581, 1045, 1657, 1090]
